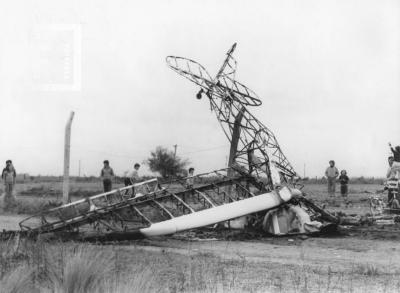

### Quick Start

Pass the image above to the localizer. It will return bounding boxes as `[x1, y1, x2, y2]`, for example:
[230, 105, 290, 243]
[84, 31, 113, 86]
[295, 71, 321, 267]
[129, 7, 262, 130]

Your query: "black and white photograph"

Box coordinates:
[0, 1, 399, 292]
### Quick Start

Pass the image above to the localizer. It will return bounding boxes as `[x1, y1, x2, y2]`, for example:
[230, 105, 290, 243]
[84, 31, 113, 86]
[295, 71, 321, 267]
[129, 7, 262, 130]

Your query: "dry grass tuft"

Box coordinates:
[0, 265, 35, 293]
[48, 245, 114, 293]
[102, 267, 161, 293]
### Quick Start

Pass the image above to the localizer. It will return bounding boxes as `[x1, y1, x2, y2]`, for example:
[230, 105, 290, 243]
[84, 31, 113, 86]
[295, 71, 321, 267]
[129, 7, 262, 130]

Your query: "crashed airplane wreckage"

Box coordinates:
[18, 169, 336, 241]
[17, 44, 339, 241]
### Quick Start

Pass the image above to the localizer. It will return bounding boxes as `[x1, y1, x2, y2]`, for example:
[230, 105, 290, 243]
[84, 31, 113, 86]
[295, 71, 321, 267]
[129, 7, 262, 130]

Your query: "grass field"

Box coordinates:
[0, 180, 383, 216]
[2, 236, 400, 292]
[0, 181, 398, 293]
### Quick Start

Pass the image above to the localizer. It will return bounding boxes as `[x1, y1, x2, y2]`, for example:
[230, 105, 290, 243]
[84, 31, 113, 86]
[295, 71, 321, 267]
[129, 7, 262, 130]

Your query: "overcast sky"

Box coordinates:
[0, 0, 399, 177]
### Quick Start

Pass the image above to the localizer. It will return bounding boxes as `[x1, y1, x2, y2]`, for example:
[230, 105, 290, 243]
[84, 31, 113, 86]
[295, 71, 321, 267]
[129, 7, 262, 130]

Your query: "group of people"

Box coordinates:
[0, 159, 195, 204]
[100, 160, 141, 192]
[324, 160, 349, 199]
[324, 143, 400, 205]
[5, 147, 399, 203]
[100, 160, 196, 193]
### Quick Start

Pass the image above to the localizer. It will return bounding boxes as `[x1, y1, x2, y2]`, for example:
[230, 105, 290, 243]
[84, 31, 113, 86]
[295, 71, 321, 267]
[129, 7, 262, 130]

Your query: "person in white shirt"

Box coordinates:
[386, 156, 399, 206]
[388, 143, 400, 178]
[325, 160, 339, 196]
[387, 156, 397, 179]
[124, 163, 141, 195]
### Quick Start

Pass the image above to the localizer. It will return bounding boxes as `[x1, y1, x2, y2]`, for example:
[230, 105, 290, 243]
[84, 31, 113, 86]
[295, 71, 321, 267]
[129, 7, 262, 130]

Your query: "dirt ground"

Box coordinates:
[138, 226, 400, 271]
[1, 182, 399, 292]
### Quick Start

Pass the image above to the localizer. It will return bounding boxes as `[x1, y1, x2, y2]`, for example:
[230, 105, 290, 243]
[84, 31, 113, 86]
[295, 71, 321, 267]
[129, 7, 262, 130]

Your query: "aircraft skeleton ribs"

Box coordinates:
[13, 44, 333, 241]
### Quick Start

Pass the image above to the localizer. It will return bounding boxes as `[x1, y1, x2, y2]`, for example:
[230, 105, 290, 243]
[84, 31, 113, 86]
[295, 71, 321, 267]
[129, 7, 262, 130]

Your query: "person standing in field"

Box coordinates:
[130, 163, 141, 183]
[388, 143, 400, 178]
[124, 163, 141, 195]
[386, 156, 399, 206]
[186, 167, 195, 189]
[338, 170, 349, 203]
[124, 163, 141, 186]
[100, 160, 114, 192]
[325, 160, 339, 196]
[386, 156, 397, 179]
[1, 160, 17, 208]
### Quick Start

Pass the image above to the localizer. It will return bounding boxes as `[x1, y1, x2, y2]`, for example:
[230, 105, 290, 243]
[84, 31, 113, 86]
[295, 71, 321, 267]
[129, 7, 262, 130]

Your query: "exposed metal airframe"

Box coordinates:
[17, 44, 335, 239]
[19, 168, 299, 237]
[166, 43, 297, 189]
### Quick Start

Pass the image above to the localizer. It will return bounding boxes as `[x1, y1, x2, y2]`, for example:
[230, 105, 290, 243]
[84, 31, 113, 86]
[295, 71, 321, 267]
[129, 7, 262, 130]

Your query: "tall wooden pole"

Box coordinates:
[63, 111, 74, 203]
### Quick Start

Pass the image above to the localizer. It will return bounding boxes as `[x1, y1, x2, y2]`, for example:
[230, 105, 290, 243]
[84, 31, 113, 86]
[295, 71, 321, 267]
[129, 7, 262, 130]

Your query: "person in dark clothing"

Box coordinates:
[100, 160, 114, 192]
[2, 160, 17, 208]
[389, 143, 400, 162]
[338, 170, 349, 201]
